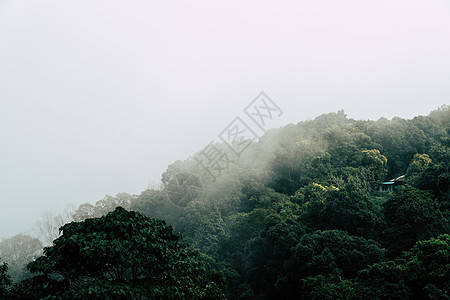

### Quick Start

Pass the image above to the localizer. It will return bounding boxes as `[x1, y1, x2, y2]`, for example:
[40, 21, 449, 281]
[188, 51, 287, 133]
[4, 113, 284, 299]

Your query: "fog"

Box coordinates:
[1, 0, 449, 239]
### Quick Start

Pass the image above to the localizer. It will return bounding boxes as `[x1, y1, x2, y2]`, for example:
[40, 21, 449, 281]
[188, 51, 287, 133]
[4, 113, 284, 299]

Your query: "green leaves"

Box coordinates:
[406, 234, 450, 295]
[24, 207, 225, 299]
[288, 230, 384, 279]
[356, 234, 450, 299]
[383, 186, 446, 257]
[0, 258, 11, 297]
[8, 107, 448, 298]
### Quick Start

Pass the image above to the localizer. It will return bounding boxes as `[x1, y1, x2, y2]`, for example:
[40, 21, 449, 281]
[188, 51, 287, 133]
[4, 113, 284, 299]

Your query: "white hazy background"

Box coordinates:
[1, 0, 449, 239]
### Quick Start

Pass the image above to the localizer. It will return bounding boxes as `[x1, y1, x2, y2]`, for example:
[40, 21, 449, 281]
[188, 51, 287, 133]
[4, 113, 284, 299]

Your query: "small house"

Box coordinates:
[379, 175, 405, 192]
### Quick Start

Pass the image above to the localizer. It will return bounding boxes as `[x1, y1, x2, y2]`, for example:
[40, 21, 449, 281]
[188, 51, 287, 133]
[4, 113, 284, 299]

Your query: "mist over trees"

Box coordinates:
[14, 208, 225, 299]
[1, 106, 449, 299]
[0, 234, 42, 284]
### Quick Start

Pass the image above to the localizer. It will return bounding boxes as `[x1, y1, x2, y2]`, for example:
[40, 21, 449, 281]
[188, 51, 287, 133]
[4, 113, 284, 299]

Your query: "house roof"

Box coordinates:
[381, 174, 406, 185]
[389, 175, 405, 182]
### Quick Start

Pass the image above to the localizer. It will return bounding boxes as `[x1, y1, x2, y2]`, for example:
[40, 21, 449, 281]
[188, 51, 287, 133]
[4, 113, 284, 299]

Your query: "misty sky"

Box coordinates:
[1, 1, 449, 239]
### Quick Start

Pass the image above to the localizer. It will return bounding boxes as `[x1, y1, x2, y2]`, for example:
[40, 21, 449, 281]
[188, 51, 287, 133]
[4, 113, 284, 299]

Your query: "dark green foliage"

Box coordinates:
[296, 181, 383, 239]
[383, 186, 447, 257]
[125, 106, 449, 299]
[285, 230, 383, 279]
[299, 274, 358, 300]
[8, 106, 448, 299]
[261, 229, 383, 298]
[130, 188, 183, 229]
[357, 234, 450, 300]
[356, 260, 412, 299]
[405, 234, 450, 299]
[406, 153, 433, 187]
[363, 114, 447, 178]
[242, 199, 304, 298]
[178, 202, 226, 256]
[21, 207, 225, 299]
[419, 137, 450, 202]
[0, 258, 11, 298]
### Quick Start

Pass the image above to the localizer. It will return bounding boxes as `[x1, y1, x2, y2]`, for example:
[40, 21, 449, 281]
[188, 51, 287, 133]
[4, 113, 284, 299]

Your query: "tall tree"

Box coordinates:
[383, 186, 446, 257]
[405, 234, 450, 299]
[23, 207, 225, 299]
[0, 258, 11, 298]
[280, 230, 384, 298]
[33, 204, 75, 246]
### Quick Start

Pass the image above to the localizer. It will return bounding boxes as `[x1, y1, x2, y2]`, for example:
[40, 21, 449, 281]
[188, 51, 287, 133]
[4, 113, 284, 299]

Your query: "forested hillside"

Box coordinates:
[1, 106, 449, 299]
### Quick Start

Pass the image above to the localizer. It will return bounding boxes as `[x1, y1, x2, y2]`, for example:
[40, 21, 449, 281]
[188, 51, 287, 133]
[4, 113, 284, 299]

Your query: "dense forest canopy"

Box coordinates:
[1, 106, 449, 299]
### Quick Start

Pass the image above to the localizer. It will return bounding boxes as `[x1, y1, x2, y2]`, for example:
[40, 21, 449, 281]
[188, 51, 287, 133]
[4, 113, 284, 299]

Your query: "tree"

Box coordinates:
[361, 149, 388, 184]
[72, 203, 97, 222]
[383, 186, 446, 257]
[243, 199, 305, 299]
[24, 207, 225, 299]
[178, 203, 225, 256]
[299, 274, 358, 300]
[0, 234, 42, 283]
[0, 258, 11, 298]
[298, 180, 382, 238]
[420, 138, 450, 202]
[287, 230, 384, 279]
[33, 204, 75, 246]
[130, 188, 183, 229]
[94, 193, 135, 215]
[429, 104, 450, 130]
[405, 234, 450, 299]
[363, 114, 446, 179]
[279, 230, 384, 298]
[73, 193, 137, 222]
[294, 182, 337, 230]
[406, 153, 432, 187]
[356, 260, 412, 299]
[356, 234, 450, 299]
